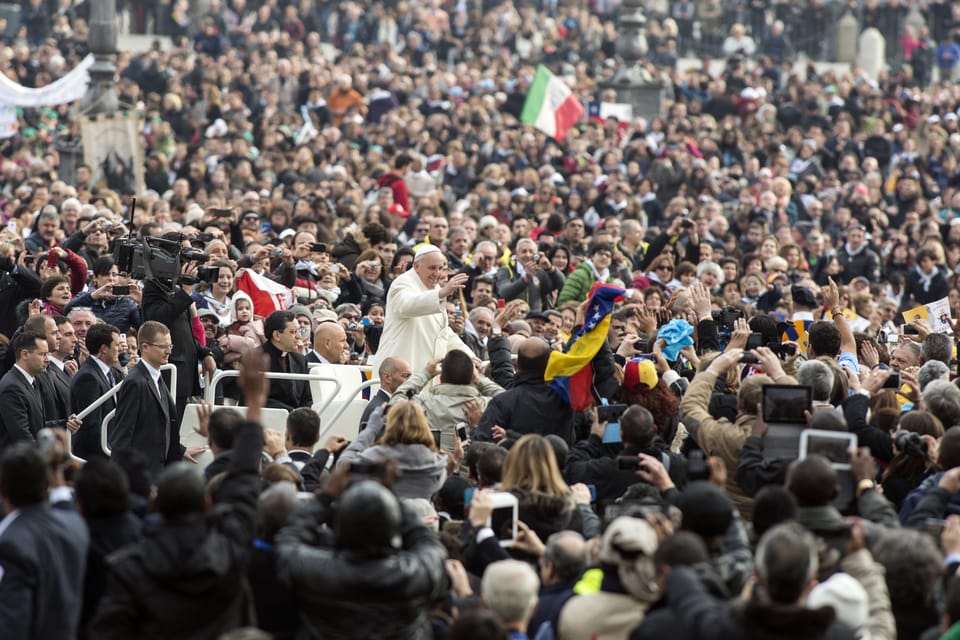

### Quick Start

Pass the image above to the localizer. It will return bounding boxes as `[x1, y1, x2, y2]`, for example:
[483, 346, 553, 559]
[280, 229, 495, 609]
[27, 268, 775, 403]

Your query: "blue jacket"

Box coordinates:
[65, 291, 141, 333]
[898, 471, 960, 523]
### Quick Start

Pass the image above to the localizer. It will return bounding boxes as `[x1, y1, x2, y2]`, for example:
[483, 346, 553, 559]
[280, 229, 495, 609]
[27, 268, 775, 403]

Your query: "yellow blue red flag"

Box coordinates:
[545, 282, 625, 410]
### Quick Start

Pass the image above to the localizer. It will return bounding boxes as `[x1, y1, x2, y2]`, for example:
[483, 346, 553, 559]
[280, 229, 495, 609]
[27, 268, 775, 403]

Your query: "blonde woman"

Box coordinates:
[338, 400, 461, 500]
[499, 434, 596, 541]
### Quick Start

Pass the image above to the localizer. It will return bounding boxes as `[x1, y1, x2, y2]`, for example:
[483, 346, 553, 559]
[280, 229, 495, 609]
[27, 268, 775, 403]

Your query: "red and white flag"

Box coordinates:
[235, 268, 294, 318]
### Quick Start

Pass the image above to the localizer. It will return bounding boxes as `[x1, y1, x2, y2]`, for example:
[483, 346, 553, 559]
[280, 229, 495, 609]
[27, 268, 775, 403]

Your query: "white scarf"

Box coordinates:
[915, 264, 935, 292]
[586, 259, 610, 282]
[844, 241, 866, 257]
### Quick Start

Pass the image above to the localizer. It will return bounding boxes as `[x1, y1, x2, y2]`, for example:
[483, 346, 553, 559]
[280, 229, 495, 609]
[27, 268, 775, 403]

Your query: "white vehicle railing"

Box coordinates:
[317, 377, 381, 440]
[203, 370, 342, 415]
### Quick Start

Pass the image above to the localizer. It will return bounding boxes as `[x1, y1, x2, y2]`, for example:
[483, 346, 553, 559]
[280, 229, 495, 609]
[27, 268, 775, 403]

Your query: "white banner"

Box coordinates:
[0, 54, 94, 108]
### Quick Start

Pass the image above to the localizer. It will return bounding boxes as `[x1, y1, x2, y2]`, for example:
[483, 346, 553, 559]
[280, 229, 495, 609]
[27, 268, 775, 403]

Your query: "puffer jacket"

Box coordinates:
[338, 428, 448, 500]
[65, 289, 141, 333]
[276, 498, 446, 640]
[392, 369, 504, 454]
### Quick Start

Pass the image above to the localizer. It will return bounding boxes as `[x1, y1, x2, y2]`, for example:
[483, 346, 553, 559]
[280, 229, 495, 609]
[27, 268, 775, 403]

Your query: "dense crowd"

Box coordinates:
[9, 0, 960, 640]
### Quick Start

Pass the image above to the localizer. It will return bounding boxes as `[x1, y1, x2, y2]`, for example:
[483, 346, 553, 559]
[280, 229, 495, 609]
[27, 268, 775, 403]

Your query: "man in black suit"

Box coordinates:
[111, 321, 206, 479]
[70, 323, 122, 460]
[262, 310, 313, 411]
[0, 441, 89, 640]
[24, 315, 71, 425]
[0, 332, 52, 449]
[359, 356, 411, 431]
[280, 407, 347, 491]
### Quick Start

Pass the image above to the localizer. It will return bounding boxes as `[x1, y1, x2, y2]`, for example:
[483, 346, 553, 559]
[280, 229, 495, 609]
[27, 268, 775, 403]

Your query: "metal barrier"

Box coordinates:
[204, 370, 342, 416]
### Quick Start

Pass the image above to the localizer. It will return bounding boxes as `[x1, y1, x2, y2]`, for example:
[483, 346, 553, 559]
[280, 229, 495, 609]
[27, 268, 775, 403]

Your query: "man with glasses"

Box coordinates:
[111, 321, 206, 479]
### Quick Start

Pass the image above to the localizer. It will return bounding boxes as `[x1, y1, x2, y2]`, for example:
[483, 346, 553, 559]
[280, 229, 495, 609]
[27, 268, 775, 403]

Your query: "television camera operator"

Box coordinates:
[114, 231, 219, 422]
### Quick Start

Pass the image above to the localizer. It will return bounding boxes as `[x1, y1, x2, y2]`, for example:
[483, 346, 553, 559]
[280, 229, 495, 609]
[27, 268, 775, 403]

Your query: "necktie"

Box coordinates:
[158, 374, 171, 457]
[280, 355, 289, 373]
[107, 370, 116, 387]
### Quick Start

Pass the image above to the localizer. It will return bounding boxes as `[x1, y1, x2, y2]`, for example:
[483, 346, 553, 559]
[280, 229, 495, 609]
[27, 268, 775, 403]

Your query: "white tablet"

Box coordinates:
[798, 429, 858, 470]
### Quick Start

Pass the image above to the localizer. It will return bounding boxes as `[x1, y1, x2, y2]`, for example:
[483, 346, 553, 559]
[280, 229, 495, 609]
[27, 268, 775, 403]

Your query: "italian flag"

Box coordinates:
[520, 65, 584, 141]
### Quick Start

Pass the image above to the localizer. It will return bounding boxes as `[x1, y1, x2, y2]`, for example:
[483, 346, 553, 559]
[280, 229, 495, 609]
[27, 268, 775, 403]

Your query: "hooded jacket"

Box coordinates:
[392, 368, 504, 453]
[90, 421, 263, 640]
[221, 291, 265, 367]
[338, 426, 448, 500]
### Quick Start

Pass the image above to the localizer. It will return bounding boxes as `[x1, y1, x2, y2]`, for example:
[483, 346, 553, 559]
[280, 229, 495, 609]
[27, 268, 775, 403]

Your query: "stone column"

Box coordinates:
[82, 0, 119, 116]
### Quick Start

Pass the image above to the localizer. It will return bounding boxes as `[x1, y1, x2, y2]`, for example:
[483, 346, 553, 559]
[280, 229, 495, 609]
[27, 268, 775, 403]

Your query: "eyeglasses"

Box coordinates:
[656, 265, 674, 272]
[144, 342, 174, 352]
[341, 314, 360, 321]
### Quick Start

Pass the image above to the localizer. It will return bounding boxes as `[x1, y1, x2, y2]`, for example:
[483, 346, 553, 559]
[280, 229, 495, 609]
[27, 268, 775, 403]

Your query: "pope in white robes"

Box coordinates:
[377, 246, 472, 372]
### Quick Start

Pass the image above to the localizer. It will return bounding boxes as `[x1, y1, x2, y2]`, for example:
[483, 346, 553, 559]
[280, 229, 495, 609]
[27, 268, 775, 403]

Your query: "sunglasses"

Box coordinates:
[656, 265, 674, 272]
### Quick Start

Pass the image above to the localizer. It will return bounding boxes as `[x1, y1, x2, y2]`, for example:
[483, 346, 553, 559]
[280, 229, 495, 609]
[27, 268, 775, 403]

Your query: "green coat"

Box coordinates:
[558, 261, 613, 305]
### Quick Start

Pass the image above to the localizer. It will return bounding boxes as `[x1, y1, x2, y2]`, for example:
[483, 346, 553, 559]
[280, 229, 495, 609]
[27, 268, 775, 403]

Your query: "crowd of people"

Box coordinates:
[9, 0, 960, 639]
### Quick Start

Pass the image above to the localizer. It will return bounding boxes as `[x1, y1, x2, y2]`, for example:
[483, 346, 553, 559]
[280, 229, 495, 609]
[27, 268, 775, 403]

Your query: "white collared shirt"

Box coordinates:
[14, 364, 34, 386]
[48, 356, 65, 373]
[141, 359, 163, 396]
[90, 355, 113, 380]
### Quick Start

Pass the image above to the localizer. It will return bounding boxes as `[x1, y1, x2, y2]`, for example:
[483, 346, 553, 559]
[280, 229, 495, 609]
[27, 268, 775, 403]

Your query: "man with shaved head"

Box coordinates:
[307, 321, 348, 365]
[474, 336, 574, 444]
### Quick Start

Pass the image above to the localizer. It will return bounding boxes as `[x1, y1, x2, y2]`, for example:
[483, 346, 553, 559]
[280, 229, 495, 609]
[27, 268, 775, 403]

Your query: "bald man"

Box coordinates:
[308, 322, 348, 364]
[474, 337, 575, 444]
[359, 356, 412, 431]
[376, 245, 473, 371]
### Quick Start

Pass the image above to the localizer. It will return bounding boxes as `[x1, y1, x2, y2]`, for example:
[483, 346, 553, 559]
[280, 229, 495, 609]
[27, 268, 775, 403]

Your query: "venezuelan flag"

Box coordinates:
[545, 282, 625, 410]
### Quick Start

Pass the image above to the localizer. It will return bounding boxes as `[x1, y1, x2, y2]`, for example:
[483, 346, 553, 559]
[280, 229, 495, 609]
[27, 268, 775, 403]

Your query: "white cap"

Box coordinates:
[414, 245, 442, 261]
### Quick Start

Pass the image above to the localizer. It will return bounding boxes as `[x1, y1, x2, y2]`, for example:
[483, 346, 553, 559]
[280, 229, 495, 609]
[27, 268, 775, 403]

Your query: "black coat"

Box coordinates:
[0, 267, 41, 340]
[90, 421, 263, 640]
[37, 364, 71, 423]
[474, 370, 575, 444]
[109, 361, 183, 480]
[0, 503, 89, 640]
[900, 269, 950, 311]
[662, 567, 856, 640]
[141, 282, 210, 405]
[275, 498, 447, 640]
[70, 357, 115, 460]
[261, 341, 312, 411]
[0, 366, 45, 449]
[79, 512, 142, 640]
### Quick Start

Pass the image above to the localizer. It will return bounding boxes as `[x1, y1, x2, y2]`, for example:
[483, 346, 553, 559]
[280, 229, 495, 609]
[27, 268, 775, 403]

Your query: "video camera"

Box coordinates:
[113, 234, 218, 292]
[712, 305, 744, 337]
